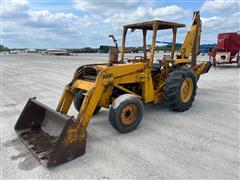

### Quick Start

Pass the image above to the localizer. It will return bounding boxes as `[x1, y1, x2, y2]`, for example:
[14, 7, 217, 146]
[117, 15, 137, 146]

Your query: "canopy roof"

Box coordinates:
[124, 20, 186, 30]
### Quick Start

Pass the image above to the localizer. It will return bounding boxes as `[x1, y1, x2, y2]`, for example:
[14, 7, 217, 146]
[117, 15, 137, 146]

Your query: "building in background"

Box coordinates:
[25, 48, 37, 53]
[45, 49, 70, 56]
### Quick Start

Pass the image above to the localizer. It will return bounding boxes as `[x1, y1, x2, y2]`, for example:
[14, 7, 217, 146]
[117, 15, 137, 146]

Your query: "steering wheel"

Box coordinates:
[123, 58, 130, 63]
[134, 56, 144, 61]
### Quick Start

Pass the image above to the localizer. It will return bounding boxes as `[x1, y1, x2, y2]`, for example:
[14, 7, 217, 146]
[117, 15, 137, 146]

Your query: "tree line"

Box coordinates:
[0, 44, 10, 52]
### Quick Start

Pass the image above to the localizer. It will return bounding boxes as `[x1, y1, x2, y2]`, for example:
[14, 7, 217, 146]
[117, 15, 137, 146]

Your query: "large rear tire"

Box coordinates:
[164, 67, 197, 111]
[109, 94, 144, 133]
[74, 90, 101, 114]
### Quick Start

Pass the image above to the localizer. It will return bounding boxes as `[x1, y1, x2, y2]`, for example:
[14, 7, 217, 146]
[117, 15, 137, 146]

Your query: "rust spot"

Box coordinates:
[64, 124, 86, 146]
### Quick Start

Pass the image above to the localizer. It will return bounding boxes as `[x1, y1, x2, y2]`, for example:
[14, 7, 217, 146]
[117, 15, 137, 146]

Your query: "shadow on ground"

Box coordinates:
[3, 138, 40, 171]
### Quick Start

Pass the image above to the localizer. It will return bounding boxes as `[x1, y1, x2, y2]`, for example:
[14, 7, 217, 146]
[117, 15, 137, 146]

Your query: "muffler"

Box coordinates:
[14, 98, 87, 167]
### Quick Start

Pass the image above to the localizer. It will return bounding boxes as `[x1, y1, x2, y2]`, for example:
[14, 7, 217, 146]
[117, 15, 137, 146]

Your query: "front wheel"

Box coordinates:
[109, 94, 144, 133]
[164, 67, 197, 111]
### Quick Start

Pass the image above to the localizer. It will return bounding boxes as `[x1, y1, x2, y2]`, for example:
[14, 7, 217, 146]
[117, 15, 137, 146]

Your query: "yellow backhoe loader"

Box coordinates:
[15, 11, 211, 167]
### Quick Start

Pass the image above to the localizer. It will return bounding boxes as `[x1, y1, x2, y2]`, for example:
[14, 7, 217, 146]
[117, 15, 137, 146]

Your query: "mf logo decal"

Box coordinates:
[102, 73, 113, 79]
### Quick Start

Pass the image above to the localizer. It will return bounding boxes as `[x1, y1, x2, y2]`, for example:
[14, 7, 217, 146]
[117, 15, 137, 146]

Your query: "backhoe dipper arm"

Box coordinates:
[178, 11, 202, 60]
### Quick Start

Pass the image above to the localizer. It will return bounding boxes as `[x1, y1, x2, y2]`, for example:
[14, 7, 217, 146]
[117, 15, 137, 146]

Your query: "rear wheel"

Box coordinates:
[164, 67, 197, 111]
[109, 94, 144, 133]
[74, 90, 101, 114]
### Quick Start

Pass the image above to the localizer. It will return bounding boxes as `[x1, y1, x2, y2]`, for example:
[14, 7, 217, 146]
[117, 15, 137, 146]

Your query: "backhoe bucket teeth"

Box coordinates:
[14, 98, 87, 167]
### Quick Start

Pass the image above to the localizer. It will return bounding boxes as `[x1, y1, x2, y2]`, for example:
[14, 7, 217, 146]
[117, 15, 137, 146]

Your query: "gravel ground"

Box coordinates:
[1, 54, 239, 179]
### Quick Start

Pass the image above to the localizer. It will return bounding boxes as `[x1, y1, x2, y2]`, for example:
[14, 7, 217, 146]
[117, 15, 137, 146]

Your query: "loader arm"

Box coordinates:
[57, 63, 148, 128]
[56, 77, 106, 128]
[75, 79, 106, 129]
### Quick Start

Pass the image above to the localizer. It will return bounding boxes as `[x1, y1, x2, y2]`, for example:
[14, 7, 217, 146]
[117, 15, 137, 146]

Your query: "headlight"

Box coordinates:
[169, 62, 173, 67]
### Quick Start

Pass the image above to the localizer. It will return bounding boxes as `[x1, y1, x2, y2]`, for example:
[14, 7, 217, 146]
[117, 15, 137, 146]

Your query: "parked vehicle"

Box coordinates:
[15, 11, 211, 167]
[209, 32, 240, 67]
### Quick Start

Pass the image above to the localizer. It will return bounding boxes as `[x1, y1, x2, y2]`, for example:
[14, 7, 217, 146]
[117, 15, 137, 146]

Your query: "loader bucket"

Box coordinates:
[14, 98, 87, 167]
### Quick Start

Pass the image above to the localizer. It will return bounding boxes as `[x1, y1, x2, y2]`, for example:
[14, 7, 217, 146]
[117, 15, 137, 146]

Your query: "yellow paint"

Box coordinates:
[55, 11, 208, 132]
[193, 62, 206, 78]
[180, 77, 193, 103]
[175, 59, 191, 64]
[143, 68, 154, 102]
[72, 80, 95, 91]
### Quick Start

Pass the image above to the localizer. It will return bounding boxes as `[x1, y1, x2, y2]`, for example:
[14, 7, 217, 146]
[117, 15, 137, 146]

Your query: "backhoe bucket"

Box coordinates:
[14, 98, 87, 167]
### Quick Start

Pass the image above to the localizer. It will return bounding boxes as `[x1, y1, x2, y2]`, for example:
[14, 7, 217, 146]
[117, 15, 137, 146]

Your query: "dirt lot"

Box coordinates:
[1, 54, 239, 179]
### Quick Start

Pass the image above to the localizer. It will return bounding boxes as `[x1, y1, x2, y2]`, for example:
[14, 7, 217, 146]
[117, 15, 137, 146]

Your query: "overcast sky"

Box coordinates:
[1, 0, 240, 48]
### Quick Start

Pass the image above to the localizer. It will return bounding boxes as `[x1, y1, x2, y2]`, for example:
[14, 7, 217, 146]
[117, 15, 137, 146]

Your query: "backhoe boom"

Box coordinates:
[178, 11, 202, 66]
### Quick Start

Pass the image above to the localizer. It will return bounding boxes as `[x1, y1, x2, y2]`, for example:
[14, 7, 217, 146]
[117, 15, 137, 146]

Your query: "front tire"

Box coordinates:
[109, 94, 144, 133]
[164, 67, 197, 111]
[74, 90, 101, 114]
